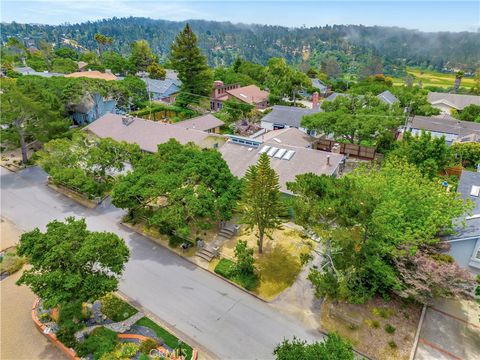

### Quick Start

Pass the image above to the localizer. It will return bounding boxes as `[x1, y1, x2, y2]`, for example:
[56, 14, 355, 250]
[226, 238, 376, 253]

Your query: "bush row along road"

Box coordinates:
[0, 166, 322, 360]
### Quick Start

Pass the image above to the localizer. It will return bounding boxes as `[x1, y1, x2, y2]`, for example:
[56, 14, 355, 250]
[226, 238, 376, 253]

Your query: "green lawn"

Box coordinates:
[392, 67, 476, 89]
[134, 317, 193, 359]
[214, 258, 259, 291]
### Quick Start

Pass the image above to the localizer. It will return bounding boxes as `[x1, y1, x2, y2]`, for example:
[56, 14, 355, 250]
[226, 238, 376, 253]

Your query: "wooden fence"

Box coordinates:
[315, 139, 377, 160]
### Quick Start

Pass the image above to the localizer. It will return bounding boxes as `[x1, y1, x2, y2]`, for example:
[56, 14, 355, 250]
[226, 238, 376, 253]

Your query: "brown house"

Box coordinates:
[210, 81, 269, 111]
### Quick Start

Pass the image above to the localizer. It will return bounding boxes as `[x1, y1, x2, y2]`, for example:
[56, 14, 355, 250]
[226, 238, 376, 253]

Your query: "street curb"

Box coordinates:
[116, 291, 205, 360]
[120, 222, 269, 304]
[409, 304, 427, 360]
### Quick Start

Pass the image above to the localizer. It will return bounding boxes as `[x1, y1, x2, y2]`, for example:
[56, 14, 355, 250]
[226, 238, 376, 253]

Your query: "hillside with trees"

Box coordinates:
[2, 17, 479, 75]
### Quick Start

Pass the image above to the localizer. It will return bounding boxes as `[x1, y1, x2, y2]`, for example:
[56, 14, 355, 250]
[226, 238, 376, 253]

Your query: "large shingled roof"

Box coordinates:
[261, 105, 322, 128]
[428, 92, 480, 110]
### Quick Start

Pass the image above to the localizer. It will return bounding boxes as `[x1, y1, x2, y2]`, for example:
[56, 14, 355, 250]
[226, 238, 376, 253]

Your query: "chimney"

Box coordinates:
[327, 155, 331, 166]
[214, 80, 224, 88]
[312, 92, 319, 109]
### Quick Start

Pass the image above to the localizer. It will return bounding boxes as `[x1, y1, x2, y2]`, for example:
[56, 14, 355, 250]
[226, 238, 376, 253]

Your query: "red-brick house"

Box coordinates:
[210, 81, 269, 111]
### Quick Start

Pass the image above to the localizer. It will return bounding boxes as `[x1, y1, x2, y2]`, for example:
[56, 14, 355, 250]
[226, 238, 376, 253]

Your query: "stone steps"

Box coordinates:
[196, 248, 216, 262]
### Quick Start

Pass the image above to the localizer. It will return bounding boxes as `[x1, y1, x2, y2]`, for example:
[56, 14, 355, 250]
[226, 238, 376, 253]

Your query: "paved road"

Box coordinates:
[1, 167, 322, 359]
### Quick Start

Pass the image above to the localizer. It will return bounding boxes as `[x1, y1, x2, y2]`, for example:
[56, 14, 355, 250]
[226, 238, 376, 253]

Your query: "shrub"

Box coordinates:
[388, 340, 397, 349]
[76, 327, 118, 360]
[57, 301, 85, 348]
[0, 252, 25, 274]
[214, 258, 236, 278]
[100, 294, 138, 322]
[385, 324, 396, 334]
[234, 240, 255, 275]
[214, 258, 259, 291]
[431, 253, 454, 264]
[139, 338, 158, 354]
[372, 307, 395, 319]
[138, 354, 149, 360]
[369, 320, 380, 328]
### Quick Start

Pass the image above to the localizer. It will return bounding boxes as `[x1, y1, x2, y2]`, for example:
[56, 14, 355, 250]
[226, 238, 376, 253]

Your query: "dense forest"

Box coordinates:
[2, 17, 480, 76]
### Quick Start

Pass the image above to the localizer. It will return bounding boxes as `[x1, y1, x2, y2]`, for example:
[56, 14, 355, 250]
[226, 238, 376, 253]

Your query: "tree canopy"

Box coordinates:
[169, 24, 213, 107]
[388, 130, 453, 178]
[238, 152, 285, 254]
[17, 217, 130, 309]
[36, 132, 141, 198]
[287, 159, 473, 304]
[274, 333, 354, 360]
[302, 94, 403, 145]
[111, 139, 241, 238]
[0, 77, 71, 163]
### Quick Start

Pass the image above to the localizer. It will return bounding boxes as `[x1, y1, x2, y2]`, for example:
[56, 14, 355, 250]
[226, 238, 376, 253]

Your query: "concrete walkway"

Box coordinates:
[414, 298, 480, 360]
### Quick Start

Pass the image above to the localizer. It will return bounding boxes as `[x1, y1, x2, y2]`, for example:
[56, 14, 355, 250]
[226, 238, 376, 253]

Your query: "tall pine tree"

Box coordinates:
[169, 24, 213, 107]
[239, 152, 285, 254]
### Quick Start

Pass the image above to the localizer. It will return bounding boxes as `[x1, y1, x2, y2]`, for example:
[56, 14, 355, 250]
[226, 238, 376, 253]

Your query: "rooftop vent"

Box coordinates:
[122, 115, 135, 126]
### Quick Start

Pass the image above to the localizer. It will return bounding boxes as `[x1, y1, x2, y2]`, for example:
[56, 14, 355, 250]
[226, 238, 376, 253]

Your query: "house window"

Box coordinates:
[213, 143, 219, 148]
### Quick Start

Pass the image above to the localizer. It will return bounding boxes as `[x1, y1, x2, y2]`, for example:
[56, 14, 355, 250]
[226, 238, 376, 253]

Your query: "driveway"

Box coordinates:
[0, 166, 322, 359]
[414, 298, 480, 360]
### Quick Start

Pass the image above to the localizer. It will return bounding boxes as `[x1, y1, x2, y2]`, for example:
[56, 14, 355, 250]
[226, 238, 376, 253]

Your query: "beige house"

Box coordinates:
[85, 113, 226, 151]
[428, 92, 480, 114]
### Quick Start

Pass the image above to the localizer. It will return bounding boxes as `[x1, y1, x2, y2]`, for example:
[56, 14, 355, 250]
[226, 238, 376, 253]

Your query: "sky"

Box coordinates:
[1, 1, 479, 33]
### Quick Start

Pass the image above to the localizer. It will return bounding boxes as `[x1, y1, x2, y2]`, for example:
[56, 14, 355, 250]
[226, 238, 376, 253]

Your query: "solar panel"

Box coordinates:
[267, 147, 279, 157]
[274, 148, 287, 158]
[282, 150, 296, 160]
[258, 145, 271, 154]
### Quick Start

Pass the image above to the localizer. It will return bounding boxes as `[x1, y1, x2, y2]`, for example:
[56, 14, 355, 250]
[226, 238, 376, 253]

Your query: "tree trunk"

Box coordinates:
[258, 229, 264, 254]
[18, 128, 28, 164]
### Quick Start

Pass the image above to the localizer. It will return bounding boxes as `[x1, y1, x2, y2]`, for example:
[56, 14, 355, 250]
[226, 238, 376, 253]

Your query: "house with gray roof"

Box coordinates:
[428, 92, 480, 114]
[142, 74, 181, 104]
[444, 170, 480, 275]
[260, 105, 322, 135]
[324, 92, 347, 102]
[13, 66, 64, 78]
[254, 128, 316, 148]
[407, 115, 480, 145]
[219, 137, 345, 194]
[377, 90, 399, 106]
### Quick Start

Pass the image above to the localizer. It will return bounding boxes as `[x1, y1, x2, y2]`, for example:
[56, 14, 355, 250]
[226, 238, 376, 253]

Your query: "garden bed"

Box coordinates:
[0, 246, 25, 280]
[320, 296, 422, 360]
[32, 294, 196, 360]
[47, 179, 107, 209]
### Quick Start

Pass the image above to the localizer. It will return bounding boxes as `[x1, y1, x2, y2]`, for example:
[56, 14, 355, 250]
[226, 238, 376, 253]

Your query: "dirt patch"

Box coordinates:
[1, 217, 23, 250]
[321, 296, 422, 360]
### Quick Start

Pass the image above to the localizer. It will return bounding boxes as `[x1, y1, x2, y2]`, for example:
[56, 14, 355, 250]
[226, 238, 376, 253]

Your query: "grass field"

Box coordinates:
[392, 67, 476, 88]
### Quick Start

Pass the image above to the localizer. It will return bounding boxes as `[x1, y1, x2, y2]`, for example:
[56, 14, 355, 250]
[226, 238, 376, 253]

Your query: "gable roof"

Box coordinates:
[85, 113, 223, 152]
[65, 70, 117, 81]
[174, 114, 224, 131]
[311, 79, 328, 92]
[261, 105, 322, 128]
[13, 66, 64, 78]
[143, 78, 181, 96]
[219, 140, 344, 194]
[377, 90, 399, 105]
[409, 115, 480, 137]
[226, 85, 269, 105]
[256, 128, 315, 148]
[324, 92, 346, 102]
[447, 171, 480, 240]
[428, 92, 480, 110]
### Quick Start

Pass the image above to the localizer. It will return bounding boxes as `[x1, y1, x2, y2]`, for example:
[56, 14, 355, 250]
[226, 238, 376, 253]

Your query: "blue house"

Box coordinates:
[444, 170, 480, 275]
[71, 93, 117, 125]
[142, 77, 181, 104]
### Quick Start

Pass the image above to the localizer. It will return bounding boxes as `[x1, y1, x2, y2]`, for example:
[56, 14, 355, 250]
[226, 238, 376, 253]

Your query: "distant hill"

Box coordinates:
[2, 17, 479, 74]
